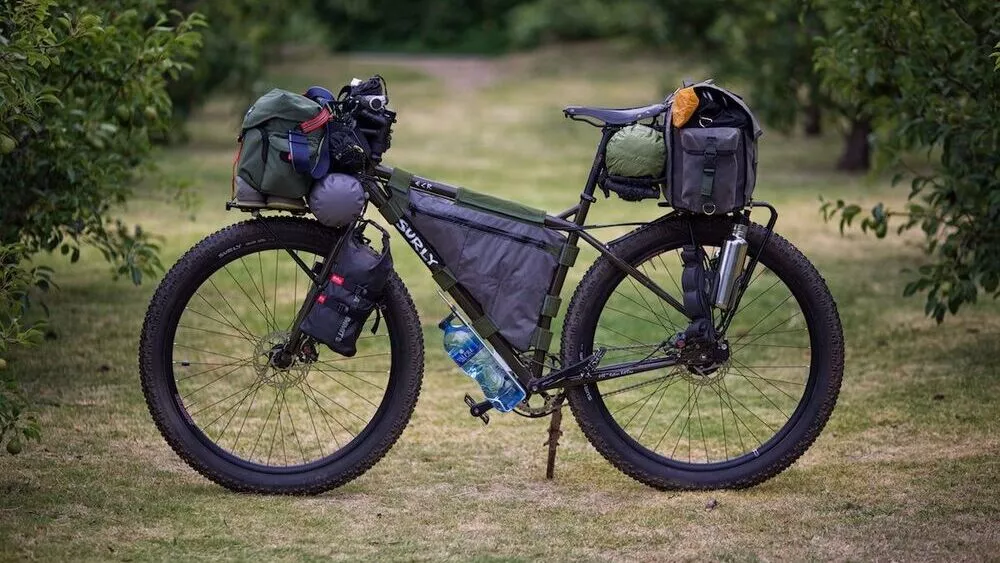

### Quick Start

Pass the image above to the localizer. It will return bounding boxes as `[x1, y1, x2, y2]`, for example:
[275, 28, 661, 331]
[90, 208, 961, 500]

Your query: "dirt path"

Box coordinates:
[351, 53, 507, 92]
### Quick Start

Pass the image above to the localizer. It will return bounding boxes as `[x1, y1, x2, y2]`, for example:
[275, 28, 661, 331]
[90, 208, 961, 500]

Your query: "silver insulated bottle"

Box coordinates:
[713, 223, 749, 310]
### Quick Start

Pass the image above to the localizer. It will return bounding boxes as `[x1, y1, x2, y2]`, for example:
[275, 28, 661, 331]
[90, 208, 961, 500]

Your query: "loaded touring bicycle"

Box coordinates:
[139, 76, 844, 494]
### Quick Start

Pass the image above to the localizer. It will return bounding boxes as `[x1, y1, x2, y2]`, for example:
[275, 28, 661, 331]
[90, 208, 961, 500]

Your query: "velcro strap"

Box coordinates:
[300, 107, 332, 133]
[380, 168, 413, 223]
[471, 316, 498, 339]
[388, 168, 413, 195]
[431, 268, 457, 290]
[540, 295, 562, 318]
[530, 327, 553, 352]
[559, 245, 580, 267]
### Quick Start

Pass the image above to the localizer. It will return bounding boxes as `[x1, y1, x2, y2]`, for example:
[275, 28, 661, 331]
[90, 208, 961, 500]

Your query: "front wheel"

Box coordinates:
[139, 217, 424, 494]
[562, 216, 843, 489]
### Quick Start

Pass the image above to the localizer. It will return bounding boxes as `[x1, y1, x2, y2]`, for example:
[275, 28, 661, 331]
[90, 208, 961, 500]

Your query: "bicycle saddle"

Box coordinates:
[563, 102, 666, 126]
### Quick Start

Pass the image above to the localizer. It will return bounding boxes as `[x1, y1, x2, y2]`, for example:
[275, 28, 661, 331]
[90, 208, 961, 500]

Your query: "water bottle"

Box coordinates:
[439, 312, 526, 412]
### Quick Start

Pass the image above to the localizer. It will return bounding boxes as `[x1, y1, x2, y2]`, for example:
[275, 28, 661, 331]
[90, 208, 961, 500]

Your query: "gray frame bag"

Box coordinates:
[665, 82, 763, 215]
[399, 186, 568, 352]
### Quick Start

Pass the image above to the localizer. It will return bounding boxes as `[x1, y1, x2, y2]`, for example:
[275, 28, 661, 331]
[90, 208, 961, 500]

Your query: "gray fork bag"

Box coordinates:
[406, 189, 567, 352]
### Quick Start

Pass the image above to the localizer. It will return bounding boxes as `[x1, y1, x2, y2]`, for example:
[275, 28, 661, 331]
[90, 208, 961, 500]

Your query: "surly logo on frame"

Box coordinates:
[396, 218, 439, 266]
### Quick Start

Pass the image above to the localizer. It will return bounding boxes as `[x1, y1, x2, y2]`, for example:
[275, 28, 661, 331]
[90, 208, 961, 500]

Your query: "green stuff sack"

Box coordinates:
[234, 88, 333, 200]
[605, 124, 666, 178]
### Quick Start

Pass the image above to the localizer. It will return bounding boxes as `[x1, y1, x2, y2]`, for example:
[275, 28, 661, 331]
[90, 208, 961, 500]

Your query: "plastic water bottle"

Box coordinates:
[439, 312, 526, 412]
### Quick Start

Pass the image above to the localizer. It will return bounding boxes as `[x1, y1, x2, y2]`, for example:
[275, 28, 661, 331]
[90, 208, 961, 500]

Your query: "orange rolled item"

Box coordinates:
[672, 87, 699, 128]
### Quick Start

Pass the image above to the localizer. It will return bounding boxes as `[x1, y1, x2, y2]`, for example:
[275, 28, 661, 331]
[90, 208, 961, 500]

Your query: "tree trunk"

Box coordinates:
[803, 100, 822, 137]
[837, 118, 872, 171]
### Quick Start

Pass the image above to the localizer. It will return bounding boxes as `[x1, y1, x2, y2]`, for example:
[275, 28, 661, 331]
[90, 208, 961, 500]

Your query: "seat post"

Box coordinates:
[575, 127, 615, 224]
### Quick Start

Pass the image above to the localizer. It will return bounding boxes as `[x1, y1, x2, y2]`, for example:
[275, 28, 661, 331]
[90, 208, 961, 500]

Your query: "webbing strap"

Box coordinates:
[559, 245, 580, 267]
[287, 130, 330, 180]
[540, 295, 562, 318]
[701, 137, 718, 200]
[288, 130, 312, 175]
[530, 327, 553, 352]
[388, 168, 413, 195]
[472, 316, 498, 339]
[431, 268, 457, 290]
[381, 168, 413, 223]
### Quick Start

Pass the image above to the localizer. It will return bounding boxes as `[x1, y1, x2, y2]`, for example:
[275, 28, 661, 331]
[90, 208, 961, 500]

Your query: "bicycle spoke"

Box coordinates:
[208, 277, 257, 340]
[232, 383, 262, 452]
[731, 360, 804, 401]
[636, 379, 672, 440]
[313, 370, 380, 408]
[285, 388, 307, 465]
[178, 324, 249, 341]
[183, 361, 253, 405]
[600, 370, 679, 398]
[175, 356, 254, 382]
[188, 298, 256, 343]
[653, 381, 697, 452]
[223, 263, 276, 333]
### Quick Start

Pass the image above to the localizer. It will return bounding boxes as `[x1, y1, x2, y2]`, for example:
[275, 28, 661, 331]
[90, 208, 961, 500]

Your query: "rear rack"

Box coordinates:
[226, 199, 310, 215]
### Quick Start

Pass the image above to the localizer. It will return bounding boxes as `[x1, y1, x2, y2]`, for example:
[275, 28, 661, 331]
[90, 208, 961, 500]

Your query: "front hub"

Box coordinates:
[252, 330, 311, 390]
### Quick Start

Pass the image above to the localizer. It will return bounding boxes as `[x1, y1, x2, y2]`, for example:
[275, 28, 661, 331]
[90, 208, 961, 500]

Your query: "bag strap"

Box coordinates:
[700, 136, 718, 214]
[289, 86, 339, 180]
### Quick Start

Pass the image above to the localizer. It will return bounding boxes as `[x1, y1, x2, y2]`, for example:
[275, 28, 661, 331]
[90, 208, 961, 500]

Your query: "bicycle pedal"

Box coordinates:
[463, 393, 492, 425]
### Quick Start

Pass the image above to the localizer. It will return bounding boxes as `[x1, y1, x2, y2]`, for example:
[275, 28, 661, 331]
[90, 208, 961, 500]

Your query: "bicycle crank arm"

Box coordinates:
[531, 354, 679, 392]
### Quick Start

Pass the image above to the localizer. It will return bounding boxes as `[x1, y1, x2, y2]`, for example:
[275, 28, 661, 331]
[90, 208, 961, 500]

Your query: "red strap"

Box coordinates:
[231, 141, 243, 199]
[300, 107, 332, 133]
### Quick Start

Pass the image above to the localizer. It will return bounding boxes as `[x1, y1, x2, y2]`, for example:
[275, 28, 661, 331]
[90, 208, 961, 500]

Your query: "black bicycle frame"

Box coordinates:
[361, 127, 690, 387]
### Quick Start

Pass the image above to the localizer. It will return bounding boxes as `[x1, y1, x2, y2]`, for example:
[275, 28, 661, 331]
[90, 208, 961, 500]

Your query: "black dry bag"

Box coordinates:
[300, 223, 392, 356]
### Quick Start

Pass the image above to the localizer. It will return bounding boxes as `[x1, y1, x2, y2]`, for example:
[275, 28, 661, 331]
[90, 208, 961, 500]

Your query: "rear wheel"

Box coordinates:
[562, 216, 843, 489]
[139, 217, 423, 494]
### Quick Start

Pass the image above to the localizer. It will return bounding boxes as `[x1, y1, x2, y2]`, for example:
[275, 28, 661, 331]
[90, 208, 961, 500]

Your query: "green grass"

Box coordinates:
[2, 45, 999, 561]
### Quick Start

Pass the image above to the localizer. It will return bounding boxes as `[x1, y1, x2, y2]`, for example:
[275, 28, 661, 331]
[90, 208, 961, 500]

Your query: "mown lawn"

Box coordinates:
[2, 45, 998, 561]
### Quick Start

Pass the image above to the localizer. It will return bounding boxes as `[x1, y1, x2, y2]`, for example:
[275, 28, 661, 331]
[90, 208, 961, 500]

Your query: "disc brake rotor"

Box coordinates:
[252, 330, 310, 390]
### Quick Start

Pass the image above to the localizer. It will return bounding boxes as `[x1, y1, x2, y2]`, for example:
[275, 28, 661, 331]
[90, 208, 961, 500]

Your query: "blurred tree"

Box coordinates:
[165, 1, 297, 122]
[0, 0, 202, 451]
[0, 245, 44, 456]
[0, 0, 202, 277]
[706, 1, 873, 170]
[817, 0, 1000, 320]
[309, 0, 525, 53]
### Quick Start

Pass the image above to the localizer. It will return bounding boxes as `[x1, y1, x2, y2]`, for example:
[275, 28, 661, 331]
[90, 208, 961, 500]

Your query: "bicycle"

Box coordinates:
[139, 79, 844, 494]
